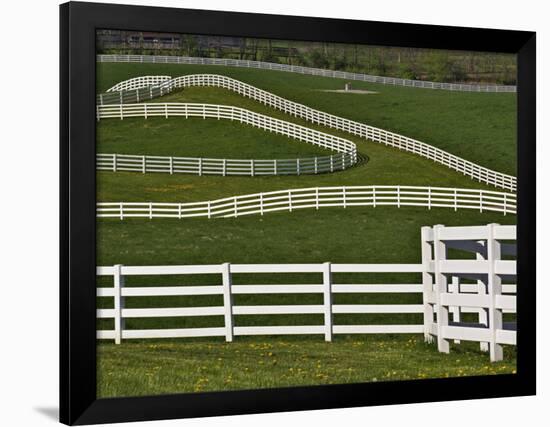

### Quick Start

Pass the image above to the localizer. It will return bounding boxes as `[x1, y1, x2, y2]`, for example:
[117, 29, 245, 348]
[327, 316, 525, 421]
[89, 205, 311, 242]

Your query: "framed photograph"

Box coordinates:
[60, 1, 536, 424]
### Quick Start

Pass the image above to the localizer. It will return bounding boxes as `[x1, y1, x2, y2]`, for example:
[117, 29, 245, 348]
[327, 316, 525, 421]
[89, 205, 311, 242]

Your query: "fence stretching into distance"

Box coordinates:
[97, 224, 516, 362]
[96, 103, 358, 170]
[97, 152, 355, 176]
[97, 74, 517, 192]
[96, 186, 516, 220]
[422, 223, 516, 362]
[97, 54, 517, 93]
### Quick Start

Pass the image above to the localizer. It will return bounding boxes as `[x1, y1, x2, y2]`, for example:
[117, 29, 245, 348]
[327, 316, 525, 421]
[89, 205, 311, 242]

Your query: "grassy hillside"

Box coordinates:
[98, 208, 514, 266]
[97, 207, 516, 398]
[97, 63, 517, 175]
[97, 115, 506, 203]
[98, 116, 332, 158]
[95, 63, 517, 397]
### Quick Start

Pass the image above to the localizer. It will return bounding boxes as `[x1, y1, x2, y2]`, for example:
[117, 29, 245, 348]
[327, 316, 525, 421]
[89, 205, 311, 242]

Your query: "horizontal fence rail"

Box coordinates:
[97, 74, 516, 192]
[422, 224, 517, 362]
[96, 224, 517, 361]
[96, 102, 358, 173]
[97, 152, 354, 176]
[96, 186, 517, 220]
[97, 262, 426, 344]
[97, 54, 517, 93]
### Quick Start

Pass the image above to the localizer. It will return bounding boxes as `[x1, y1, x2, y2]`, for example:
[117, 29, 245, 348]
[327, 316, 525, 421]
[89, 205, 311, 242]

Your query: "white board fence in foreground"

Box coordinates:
[97, 224, 516, 361]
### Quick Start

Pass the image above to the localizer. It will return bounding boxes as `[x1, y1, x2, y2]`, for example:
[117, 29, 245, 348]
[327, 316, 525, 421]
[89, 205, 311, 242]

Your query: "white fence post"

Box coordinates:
[454, 188, 458, 211]
[342, 186, 347, 208]
[198, 158, 202, 176]
[433, 224, 450, 353]
[288, 191, 292, 212]
[169, 157, 173, 175]
[487, 223, 504, 361]
[323, 262, 333, 342]
[397, 186, 400, 208]
[451, 276, 461, 343]
[316, 187, 320, 210]
[112, 154, 117, 172]
[221, 263, 234, 342]
[421, 226, 434, 343]
[476, 241, 489, 352]
[142, 156, 146, 174]
[113, 264, 125, 345]
[260, 193, 264, 216]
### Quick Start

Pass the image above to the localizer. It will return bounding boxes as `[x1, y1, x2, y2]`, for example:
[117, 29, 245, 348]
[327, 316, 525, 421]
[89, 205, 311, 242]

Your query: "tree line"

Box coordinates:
[97, 32, 516, 85]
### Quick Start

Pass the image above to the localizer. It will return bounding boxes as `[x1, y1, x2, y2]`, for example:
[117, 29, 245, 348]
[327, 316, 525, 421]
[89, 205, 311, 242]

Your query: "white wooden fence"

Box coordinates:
[107, 75, 171, 92]
[96, 224, 517, 361]
[421, 224, 517, 361]
[97, 74, 516, 192]
[97, 262, 425, 344]
[96, 186, 516, 219]
[97, 54, 517, 93]
[97, 152, 354, 176]
[96, 102, 358, 162]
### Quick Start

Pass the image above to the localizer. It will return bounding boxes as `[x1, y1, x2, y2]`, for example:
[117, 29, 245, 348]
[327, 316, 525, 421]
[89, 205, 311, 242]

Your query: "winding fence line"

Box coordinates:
[97, 102, 358, 176]
[97, 152, 354, 176]
[97, 54, 517, 93]
[96, 185, 516, 220]
[97, 74, 516, 192]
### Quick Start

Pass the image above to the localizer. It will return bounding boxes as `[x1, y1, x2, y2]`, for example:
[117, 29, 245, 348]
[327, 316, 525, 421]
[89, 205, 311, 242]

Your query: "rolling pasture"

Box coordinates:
[96, 61, 517, 397]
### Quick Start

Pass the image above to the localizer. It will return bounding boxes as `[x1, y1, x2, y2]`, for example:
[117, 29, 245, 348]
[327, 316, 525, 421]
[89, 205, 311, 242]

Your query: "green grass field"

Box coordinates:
[98, 63, 517, 175]
[98, 336, 516, 397]
[97, 114, 502, 203]
[95, 62, 517, 398]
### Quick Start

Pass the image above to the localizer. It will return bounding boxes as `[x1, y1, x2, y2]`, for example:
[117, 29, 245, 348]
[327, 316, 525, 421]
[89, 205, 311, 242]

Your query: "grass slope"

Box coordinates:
[97, 63, 517, 175]
[96, 64, 517, 396]
[97, 208, 515, 331]
[98, 116, 331, 158]
[97, 115, 505, 203]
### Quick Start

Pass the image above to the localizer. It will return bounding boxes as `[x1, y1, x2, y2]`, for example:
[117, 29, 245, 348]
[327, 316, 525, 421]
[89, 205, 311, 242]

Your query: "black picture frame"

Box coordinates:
[60, 1, 536, 424]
